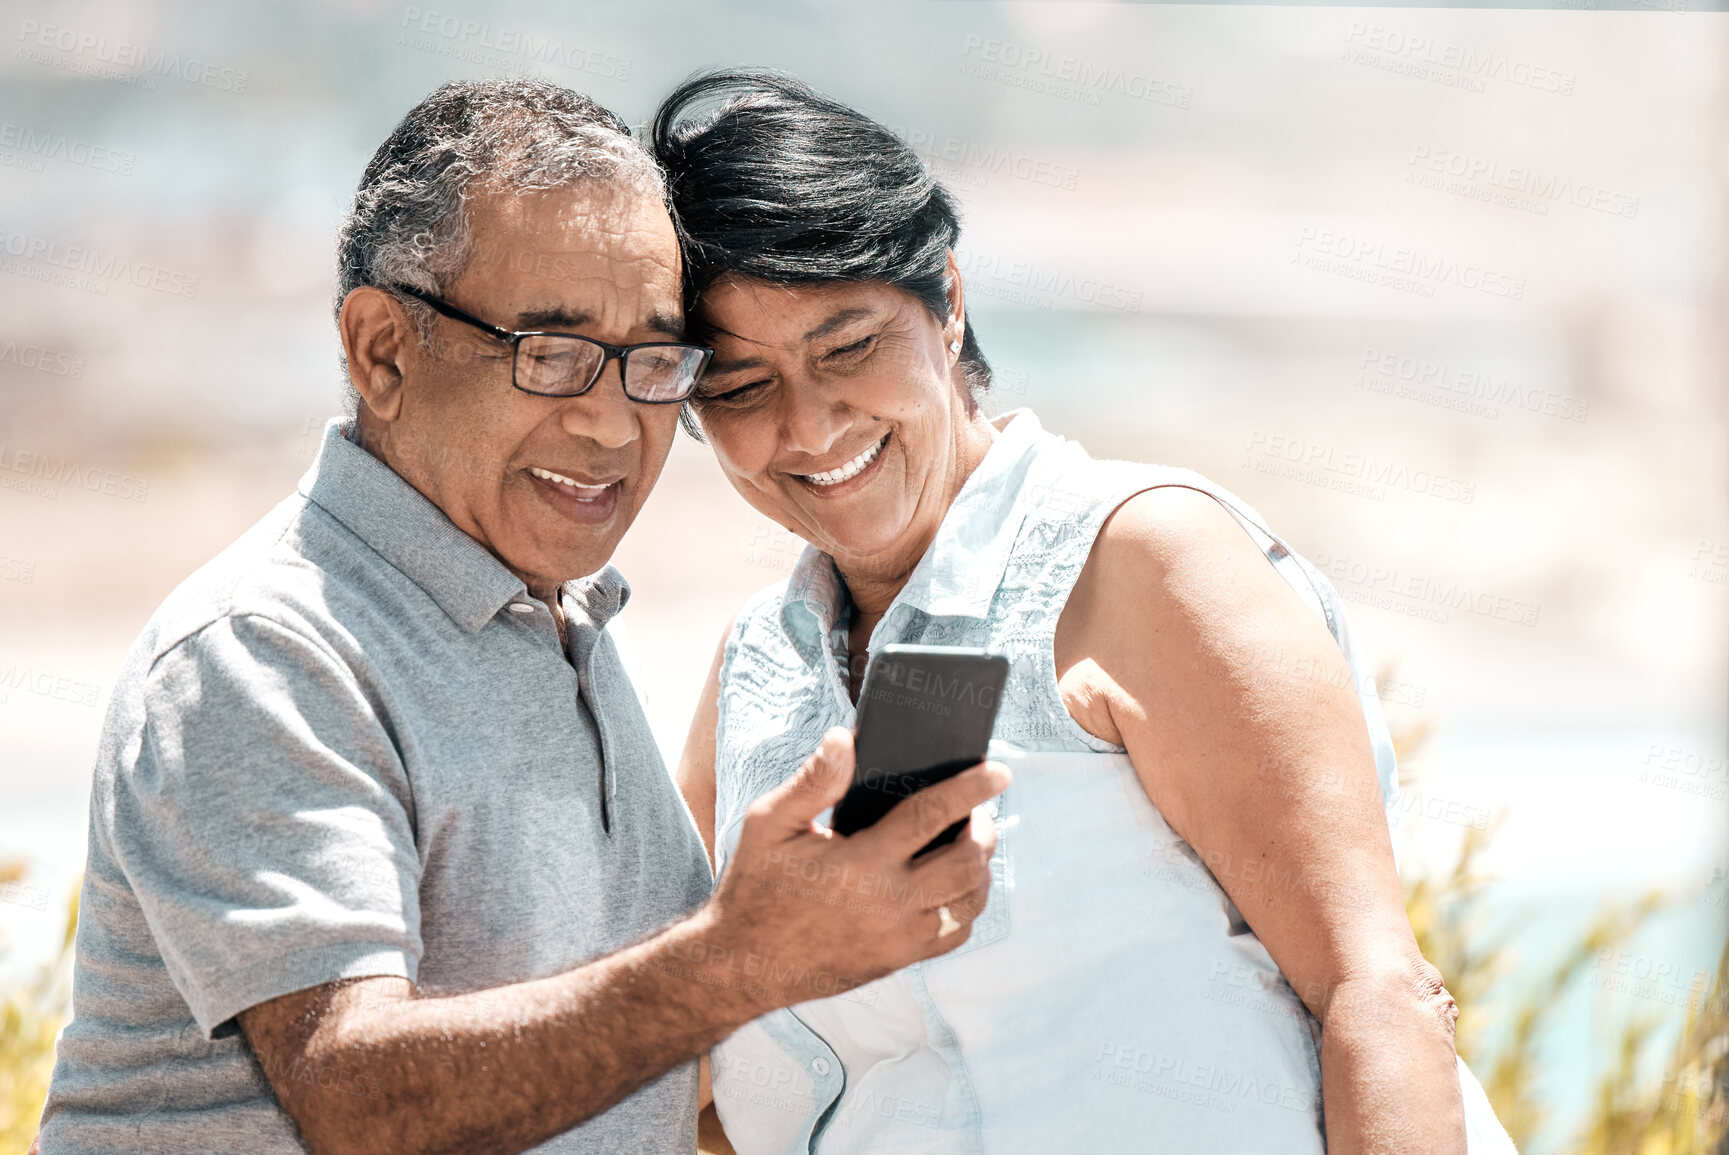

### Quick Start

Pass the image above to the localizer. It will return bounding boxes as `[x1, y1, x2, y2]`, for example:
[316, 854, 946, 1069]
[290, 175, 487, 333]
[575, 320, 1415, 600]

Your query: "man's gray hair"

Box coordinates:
[334, 78, 665, 412]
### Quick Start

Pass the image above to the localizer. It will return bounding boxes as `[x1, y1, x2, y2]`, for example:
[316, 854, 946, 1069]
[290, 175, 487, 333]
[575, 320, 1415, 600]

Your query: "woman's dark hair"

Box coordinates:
[651, 69, 991, 433]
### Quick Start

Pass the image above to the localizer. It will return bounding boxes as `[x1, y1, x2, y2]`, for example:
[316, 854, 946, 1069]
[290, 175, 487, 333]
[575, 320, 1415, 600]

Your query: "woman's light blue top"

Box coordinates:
[708, 409, 1515, 1154]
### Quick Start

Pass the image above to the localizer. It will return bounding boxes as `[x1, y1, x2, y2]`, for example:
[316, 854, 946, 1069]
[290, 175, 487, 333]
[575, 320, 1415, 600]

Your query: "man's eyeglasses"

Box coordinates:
[390, 284, 712, 403]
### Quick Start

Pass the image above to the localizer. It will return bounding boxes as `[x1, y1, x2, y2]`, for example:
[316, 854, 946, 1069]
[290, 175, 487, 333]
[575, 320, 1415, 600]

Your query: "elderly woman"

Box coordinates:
[657, 71, 1515, 1154]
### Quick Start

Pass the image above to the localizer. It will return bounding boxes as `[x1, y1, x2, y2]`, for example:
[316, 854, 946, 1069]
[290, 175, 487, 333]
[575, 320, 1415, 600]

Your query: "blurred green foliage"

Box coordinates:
[1394, 716, 1727, 1155]
[0, 860, 74, 1155]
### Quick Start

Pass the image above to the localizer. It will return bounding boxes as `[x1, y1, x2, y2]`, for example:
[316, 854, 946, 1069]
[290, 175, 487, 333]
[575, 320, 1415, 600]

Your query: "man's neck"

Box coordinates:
[529, 585, 570, 653]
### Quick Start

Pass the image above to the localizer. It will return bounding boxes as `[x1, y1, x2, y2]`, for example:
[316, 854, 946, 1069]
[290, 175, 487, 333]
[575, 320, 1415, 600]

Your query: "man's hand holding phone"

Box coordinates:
[706, 726, 1009, 1011]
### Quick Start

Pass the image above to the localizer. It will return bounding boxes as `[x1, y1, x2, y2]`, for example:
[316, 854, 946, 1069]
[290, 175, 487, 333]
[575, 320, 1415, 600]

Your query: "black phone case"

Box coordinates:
[831, 644, 1009, 856]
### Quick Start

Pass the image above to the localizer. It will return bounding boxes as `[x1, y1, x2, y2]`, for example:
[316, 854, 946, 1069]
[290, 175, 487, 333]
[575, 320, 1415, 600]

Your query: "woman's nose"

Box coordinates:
[776, 376, 848, 459]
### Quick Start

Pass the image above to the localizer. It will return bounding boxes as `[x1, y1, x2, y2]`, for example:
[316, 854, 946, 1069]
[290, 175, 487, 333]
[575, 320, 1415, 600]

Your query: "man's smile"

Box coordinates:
[524, 464, 624, 523]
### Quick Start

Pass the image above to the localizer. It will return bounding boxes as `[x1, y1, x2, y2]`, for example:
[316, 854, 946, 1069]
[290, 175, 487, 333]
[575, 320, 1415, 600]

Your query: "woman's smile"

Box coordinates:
[791, 430, 890, 496]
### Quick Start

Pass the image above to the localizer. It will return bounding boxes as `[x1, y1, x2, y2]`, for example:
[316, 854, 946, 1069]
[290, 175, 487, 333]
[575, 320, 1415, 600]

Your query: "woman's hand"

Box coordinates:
[1054, 484, 1465, 1155]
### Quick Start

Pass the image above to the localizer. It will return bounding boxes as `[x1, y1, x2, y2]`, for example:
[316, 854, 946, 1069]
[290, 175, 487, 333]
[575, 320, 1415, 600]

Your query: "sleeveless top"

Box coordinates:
[708, 409, 1516, 1154]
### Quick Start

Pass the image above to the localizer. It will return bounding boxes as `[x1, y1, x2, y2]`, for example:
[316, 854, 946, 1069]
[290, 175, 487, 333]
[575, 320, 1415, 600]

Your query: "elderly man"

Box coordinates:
[36, 79, 1005, 1155]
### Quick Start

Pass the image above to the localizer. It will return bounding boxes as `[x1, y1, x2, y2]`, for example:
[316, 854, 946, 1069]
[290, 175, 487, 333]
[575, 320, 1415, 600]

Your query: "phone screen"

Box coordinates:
[831, 645, 1009, 855]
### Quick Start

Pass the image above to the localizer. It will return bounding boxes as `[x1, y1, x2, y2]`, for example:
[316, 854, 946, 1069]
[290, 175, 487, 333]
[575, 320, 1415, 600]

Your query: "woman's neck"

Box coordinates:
[835, 407, 998, 630]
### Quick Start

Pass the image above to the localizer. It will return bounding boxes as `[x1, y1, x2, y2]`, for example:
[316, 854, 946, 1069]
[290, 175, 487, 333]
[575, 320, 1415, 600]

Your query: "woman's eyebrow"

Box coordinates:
[802, 307, 876, 343]
[705, 353, 766, 376]
[704, 307, 879, 374]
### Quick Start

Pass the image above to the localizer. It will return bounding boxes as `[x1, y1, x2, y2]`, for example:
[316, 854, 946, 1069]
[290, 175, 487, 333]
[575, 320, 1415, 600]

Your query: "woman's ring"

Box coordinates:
[937, 905, 962, 937]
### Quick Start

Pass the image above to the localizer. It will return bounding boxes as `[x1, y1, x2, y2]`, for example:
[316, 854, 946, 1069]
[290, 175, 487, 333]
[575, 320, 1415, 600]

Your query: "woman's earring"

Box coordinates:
[949, 340, 962, 354]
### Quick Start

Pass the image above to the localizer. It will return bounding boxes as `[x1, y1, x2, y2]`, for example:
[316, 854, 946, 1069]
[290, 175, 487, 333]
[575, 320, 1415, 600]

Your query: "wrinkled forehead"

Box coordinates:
[697, 275, 911, 349]
[461, 180, 685, 330]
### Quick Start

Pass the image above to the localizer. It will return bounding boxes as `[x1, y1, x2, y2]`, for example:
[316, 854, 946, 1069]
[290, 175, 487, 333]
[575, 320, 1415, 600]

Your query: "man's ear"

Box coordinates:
[339, 286, 416, 422]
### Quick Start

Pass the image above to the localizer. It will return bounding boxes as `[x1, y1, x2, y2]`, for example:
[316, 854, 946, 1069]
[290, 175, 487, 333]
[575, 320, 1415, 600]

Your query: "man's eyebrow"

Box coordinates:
[644, 310, 688, 339]
[515, 305, 593, 330]
[513, 306, 688, 340]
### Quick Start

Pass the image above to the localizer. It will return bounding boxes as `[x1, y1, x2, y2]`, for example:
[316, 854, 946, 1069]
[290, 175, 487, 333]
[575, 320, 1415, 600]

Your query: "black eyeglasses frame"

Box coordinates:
[388, 283, 712, 403]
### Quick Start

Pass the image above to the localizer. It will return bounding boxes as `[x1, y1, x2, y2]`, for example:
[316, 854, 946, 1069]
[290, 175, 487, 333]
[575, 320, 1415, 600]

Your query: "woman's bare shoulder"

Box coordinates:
[1072, 485, 1301, 636]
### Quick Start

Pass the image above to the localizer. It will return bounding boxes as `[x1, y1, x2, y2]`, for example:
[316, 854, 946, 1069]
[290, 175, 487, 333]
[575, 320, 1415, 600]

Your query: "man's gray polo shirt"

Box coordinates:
[39, 420, 714, 1153]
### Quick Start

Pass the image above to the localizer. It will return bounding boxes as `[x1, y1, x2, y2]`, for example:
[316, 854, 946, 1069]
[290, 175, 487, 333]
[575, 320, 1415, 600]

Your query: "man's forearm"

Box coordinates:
[1317, 965, 1467, 1155]
[265, 904, 774, 1155]
[248, 743, 1006, 1155]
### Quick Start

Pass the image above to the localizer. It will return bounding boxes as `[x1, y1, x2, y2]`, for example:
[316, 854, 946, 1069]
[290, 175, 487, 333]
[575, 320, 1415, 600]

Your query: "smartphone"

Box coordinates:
[831, 644, 1009, 856]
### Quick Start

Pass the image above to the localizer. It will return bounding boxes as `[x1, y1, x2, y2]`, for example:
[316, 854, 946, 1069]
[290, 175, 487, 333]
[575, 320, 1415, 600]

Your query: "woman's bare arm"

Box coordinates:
[676, 621, 731, 1124]
[1055, 485, 1464, 1155]
[675, 619, 732, 868]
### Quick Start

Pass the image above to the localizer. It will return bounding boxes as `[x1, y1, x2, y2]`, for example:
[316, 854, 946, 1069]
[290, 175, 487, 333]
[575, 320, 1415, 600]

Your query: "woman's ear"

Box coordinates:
[943, 250, 967, 361]
[339, 286, 416, 423]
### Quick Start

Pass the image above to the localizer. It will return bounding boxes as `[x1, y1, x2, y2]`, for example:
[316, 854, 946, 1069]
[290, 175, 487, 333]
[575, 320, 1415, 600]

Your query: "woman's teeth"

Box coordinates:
[802, 435, 887, 487]
[529, 467, 610, 492]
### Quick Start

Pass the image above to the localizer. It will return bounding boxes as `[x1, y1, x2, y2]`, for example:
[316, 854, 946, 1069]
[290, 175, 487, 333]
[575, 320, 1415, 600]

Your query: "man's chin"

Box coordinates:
[498, 484, 636, 582]
[491, 523, 625, 591]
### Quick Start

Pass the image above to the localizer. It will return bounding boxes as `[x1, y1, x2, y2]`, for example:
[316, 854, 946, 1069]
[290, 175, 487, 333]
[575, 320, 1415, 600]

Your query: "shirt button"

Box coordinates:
[811, 1057, 831, 1076]
[508, 602, 536, 615]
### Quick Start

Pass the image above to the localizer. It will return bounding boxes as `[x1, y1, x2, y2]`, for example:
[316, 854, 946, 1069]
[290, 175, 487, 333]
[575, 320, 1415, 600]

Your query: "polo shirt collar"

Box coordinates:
[778, 408, 1047, 661]
[298, 420, 630, 634]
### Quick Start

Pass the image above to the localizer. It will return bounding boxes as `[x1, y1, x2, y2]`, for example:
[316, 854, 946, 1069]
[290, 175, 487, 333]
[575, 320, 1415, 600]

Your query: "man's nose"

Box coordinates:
[559, 358, 639, 450]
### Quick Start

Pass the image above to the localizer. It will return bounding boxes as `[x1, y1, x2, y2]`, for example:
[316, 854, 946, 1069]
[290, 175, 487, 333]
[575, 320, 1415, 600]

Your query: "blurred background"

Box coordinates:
[0, 1, 1724, 1151]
